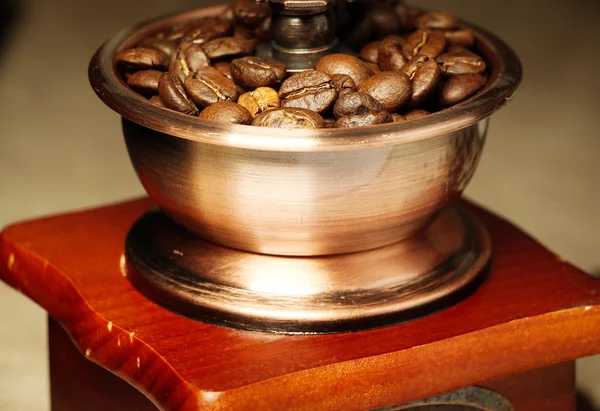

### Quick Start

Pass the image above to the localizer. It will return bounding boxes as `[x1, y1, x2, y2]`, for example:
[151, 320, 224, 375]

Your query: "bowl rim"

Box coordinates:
[89, 4, 522, 152]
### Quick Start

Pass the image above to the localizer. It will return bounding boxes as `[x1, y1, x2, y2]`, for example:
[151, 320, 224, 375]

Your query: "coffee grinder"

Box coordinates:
[89, 0, 521, 334]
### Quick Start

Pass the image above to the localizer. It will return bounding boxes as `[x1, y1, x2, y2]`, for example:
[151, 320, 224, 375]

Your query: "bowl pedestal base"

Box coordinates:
[125, 203, 491, 334]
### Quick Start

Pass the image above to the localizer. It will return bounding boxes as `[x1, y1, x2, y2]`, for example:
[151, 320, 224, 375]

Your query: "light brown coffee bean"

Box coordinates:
[238, 87, 280, 117]
[279, 70, 337, 114]
[158, 73, 199, 116]
[437, 47, 486, 75]
[230, 56, 286, 89]
[169, 42, 210, 82]
[202, 36, 255, 61]
[444, 29, 475, 48]
[401, 55, 441, 106]
[335, 111, 392, 128]
[378, 36, 407, 71]
[358, 71, 412, 113]
[403, 109, 430, 120]
[115, 48, 168, 70]
[315, 54, 372, 88]
[252, 108, 324, 129]
[410, 10, 457, 30]
[127, 70, 163, 96]
[184, 66, 240, 108]
[403, 29, 447, 59]
[198, 101, 253, 124]
[440, 73, 486, 107]
[360, 41, 381, 64]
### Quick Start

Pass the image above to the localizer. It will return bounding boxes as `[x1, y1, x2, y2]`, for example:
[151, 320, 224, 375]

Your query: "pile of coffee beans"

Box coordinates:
[115, 0, 489, 129]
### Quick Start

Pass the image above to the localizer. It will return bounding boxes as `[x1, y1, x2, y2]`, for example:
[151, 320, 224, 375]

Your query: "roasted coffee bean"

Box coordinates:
[391, 113, 407, 122]
[202, 37, 255, 61]
[138, 37, 177, 59]
[198, 101, 252, 124]
[213, 61, 232, 79]
[440, 73, 486, 107]
[115, 48, 168, 71]
[360, 41, 381, 64]
[401, 55, 441, 106]
[330, 74, 356, 98]
[369, 5, 401, 38]
[233, 24, 258, 45]
[230, 56, 286, 89]
[232, 0, 270, 28]
[169, 42, 209, 82]
[403, 29, 447, 59]
[394, 1, 410, 30]
[252, 108, 324, 129]
[220, 7, 236, 24]
[444, 29, 475, 48]
[378, 37, 407, 71]
[410, 10, 457, 30]
[127, 70, 163, 96]
[238, 87, 280, 117]
[181, 19, 233, 45]
[315, 54, 372, 88]
[335, 111, 392, 128]
[149, 95, 166, 108]
[333, 92, 385, 119]
[403, 109, 430, 120]
[159, 21, 196, 41]
[365, 62, 382, 75]
[279, 70, 337, 114]
[358, 71, 412, 113]
[184, 66, 240, 108]
[158, 73, 199, 116]
[437, 47, 486, 75]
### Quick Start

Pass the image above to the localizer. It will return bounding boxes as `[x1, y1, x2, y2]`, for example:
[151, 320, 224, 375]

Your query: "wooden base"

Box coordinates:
[49, 316, 576, 411]
[2, 198, 600, 410]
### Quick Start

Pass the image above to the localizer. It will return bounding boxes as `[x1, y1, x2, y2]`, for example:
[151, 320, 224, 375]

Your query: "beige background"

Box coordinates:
[0, 0, 599, 409]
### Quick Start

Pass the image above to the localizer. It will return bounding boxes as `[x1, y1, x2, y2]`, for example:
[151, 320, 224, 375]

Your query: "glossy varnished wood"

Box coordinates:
[1, 198, 600, 410]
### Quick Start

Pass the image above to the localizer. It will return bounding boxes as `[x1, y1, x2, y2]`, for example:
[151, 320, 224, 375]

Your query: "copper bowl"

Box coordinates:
[89, 4, 521, 257]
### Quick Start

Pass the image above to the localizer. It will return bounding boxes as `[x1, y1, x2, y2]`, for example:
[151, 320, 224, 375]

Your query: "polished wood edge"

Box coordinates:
[1, 199, 600, 410]
[0, 235, 201, 411]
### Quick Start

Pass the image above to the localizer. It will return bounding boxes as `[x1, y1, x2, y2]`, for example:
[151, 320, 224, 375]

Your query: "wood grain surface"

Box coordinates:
[1, 198, 600, 410]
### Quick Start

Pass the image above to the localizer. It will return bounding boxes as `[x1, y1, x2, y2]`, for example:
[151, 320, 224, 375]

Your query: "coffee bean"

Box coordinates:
[378, 37, 407, 71]
[437, 47, 486, 75]
[221, 7, 236, 24]
[333, 92, 385, 119]
[115, 48, 168, 71]
[358, 71, 412, 113]
[230, 56, 286, 89]
[410, 10, 457, 30]
[323, 118, 336, 128]
[238, 87, 280, 117]
[335, 111, 392, 128]
[158, 72, 199, 116]
[403, 109, 430, 120]
[232, 0, 270, 28]
[159, 21, 196, 41]
[252, 108, 325, 129]
[213, 61, 232, 79]
[184, 66, 240, 108]
[315, 54, 372, 88]
[401, 55, 441, 106]
[440, 73, 486, 107]
[181, 19, 233, 46]
[403, 29, 447, 59]
[202, 36, 255, 61]
[444, 29, 475, 48]
[394, 1, 410, 30]
[365, 62, 382, 75]
[149, 95, 166, 108]
[360, 41, 381, 64]
[233, 24, 258, 46]
[279, 70, 337, 114]
[169, 42, 209, 82]
[369, 5, 401, 38]
[330, 74, 356, 98]
[127, 70, 163, 96]
[138, 37, 177, 59]
[391, 113, 407, 122]
[198, 101, 252, 124]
